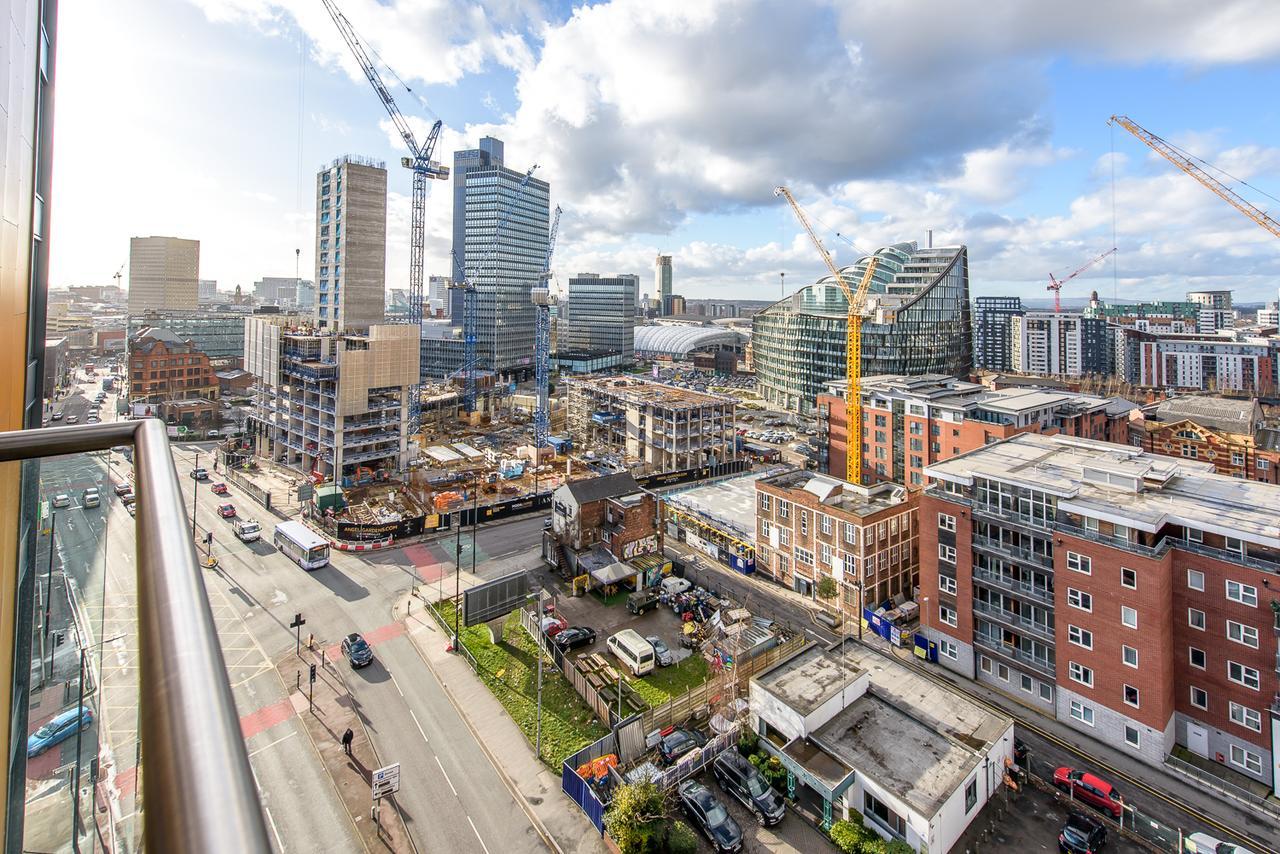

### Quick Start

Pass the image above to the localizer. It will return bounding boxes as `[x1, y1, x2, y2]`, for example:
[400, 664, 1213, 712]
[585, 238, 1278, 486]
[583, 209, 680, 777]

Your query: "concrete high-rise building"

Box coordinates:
[128, 236, 200, 313]
[296, 279, 316, 310]
[1010, 311, 1108, 377]
[563, 274, 637, 362]
[427, 275, 449, 304]
[254, 276, 305, 307]
[456, 141, 549, 378]
[655, 255, 673, 315]
[314, 156, 387, 332]
[198, 279, 218, 302]
[451, 136, 505, 285]
[1187, 289, 1234, 333]
[972, 296, 1022, 371]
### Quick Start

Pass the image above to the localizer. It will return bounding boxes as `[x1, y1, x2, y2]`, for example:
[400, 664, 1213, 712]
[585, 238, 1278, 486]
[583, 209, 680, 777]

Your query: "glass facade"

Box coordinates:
[973, 296, 1022, 371]
[126, 311, 249, 362]
[563, 274, 637, 362]
[753, 244, 971, 415]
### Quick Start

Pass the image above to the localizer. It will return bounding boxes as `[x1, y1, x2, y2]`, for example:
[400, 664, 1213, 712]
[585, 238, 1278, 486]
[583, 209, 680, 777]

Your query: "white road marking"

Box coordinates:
[467, 816, 490, 854]
[408, 708, 429, 744]
[264, 805, 286, 854]
[389, 671, 404, 698]
[249, 730, 297, 757]
[435, 755, 457, 796]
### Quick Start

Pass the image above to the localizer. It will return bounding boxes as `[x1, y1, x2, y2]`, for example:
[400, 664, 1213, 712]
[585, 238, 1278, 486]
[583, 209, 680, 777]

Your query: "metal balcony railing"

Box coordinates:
[0, 419, 271, 852]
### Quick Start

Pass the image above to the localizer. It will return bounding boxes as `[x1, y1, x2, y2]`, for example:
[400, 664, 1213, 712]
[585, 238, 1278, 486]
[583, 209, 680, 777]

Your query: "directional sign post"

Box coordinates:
[371, 762, 401, 801]
[290, 613, 306, 657]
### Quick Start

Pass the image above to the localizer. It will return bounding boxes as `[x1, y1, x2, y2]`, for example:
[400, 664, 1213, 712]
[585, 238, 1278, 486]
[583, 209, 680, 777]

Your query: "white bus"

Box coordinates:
[273, 521, 330, 570]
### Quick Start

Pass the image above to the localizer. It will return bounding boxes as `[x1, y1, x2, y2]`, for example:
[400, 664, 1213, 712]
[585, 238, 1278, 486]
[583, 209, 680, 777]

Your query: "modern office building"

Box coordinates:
[662, 293, 686, 316]
[245, 316, 420, 481]
[314, 155, 387, 332]
[562, 274, 637, 363]
[450, 136, 505, 285]
[128, 236, 200, 313]
[973, 296, 1022, 371]
[1009, 311, 1109, 377]
[419, 319, 466, 379]
[125, 310, 254, 363]
[1135, 396, 1280, 484]
[752, 243, 971, 415]
[452, 140, 550, 379]
[564, 376, 736, 474]
[919, 433, 1280, 788]
[655, 255, 673, 315]
[254, 276, 310, 307]
[198, 278, 217, 302]
[296, 278, 316, 310]
[817, 375, 1135, 486]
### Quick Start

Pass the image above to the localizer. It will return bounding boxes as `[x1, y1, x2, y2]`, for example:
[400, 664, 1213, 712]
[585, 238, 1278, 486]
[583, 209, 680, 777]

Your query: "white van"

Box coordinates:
[606, 629, 656, 676]
[233, 518, 262, 543]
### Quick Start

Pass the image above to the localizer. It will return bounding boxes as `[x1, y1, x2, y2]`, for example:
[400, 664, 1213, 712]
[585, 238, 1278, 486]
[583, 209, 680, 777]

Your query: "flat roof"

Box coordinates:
[567, 376, 733, 408]
[665, 468, 787, 541]
[759, 469, 908, 517]
[754, 646, 863, 716]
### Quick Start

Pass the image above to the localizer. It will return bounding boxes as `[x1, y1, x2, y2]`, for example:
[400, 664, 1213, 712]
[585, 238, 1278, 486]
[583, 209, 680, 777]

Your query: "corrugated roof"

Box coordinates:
[1151, 396, 1261, 435]
[563, 471, 642, 504]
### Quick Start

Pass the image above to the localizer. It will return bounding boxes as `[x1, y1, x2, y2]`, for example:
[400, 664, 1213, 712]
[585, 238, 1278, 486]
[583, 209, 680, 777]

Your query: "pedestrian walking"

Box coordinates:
[341, 728, 354, 755]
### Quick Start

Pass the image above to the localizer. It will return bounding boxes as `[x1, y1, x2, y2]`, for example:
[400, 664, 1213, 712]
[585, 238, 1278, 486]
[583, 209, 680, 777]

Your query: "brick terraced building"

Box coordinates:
[918, 433, 1280, 790]
[128, 327, 219, 404]
[1135, 395, 1280, 485]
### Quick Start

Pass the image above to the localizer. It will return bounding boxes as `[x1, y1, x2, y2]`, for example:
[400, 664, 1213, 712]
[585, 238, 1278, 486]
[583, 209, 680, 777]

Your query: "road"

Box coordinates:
[174, 443, 547, 853]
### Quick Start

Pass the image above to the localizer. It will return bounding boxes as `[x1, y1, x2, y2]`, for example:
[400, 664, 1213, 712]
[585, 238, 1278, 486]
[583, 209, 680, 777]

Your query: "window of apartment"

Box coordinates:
[1020, 674, 1034, 694]
[1227, 620, 1259, 648]
[1039, 683, 1054, 703]
[1123, 685, 1140, 708]
[1186, 527, 1203, 543]
[939, 604, 958, 627]
[820, 543, 833, 567]
[1226, 580, 1257, 607]
[874, 430, 887, 443]
[1228, 661, 1260, 691]
[844, 524, 857, 545]
[1230, 702, 1263, 733]
[874, 414, 886, 427]
[1120, 567, 1137, 590]
[1224, 537, 1246, 555]
[1067, 588, 1092, 612]
[1229, 745, 1263, 776]
[1070, 701, 1095, 726]
[1066, 552, 1091, 574]
[910, 437, 922, 451]
[910, 454, 924, 468]
[979, 656, 992, 674]
[1083, 516, 1099, 533]
[937, 513, 956, 532]
[779, 528, 791, 546]
[799, 511, 809, 536]
[778, 500, 790, 519]
[938, 639, 958, 660]
[1231, 451, 1245, 466]
[777, 554, 790, 576]
[863, 791, 906, 837]
[1188, 608, 1205, 630]
[1181, 445, 1198, 459]
[939, 575, 957, 595]
[910, 418, 924, 433]
[939, 544, 957, 563]
[1190, 686, 1209, 709]
[1187, 569, 1205, 591]
[1189, 646, 1206, 669]
[794, 547, 814, 567]
[1068, 625, 1093, 649]
[1068, 662, 1094, 687]
[1122, 645, 1139, 668]
[820, 514, 832, 535]
[1258, 459, 1271, 470]
[1121, 606, 1138, 629]
[1124, 725, 1141, 749]
[758, 493, 772, 512]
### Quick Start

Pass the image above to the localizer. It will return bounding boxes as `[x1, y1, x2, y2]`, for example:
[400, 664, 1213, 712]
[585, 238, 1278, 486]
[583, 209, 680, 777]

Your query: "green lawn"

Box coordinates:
[628, 652, 711, 708]
[433, 600, 609, 767]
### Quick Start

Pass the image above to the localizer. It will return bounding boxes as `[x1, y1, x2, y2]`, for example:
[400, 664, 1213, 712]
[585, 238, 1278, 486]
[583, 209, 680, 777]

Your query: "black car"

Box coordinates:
[341, 633, 374, 668]
[712, 750, 786, 825]
[658, 727, 707, 765]
[677, 779, 742, 853]
[551, 626, 597, 651]
[1058, 812, 1107, 854]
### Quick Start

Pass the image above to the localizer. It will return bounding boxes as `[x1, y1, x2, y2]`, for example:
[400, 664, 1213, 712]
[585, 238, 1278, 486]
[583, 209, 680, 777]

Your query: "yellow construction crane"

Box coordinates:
[775, 186, 879, 485]
[1109, 115, 1280, 239]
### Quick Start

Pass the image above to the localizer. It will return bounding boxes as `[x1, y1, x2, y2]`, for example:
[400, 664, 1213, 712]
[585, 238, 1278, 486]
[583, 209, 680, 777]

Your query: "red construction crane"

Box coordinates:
[1047, 247, 1117, 312]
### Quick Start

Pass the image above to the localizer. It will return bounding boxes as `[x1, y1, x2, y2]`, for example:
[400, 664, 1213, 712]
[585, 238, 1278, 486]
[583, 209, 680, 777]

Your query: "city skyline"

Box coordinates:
[48, 1, 1280, 307]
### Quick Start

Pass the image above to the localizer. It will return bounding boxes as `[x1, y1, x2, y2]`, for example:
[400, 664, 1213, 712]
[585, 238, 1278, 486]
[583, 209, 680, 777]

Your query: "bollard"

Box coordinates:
[321, 650, 326, 669]
[308, 632, 314, 650]
[296, 670, 301, 691]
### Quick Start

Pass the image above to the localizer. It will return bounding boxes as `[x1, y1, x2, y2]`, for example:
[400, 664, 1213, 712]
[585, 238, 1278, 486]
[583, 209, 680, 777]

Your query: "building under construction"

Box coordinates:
[565, 376, 737, 474]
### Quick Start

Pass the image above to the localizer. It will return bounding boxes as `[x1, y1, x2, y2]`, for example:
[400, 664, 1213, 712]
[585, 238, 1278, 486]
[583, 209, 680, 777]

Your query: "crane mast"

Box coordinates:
[775, 186, 879, 485]
[532, 205, 562, 448]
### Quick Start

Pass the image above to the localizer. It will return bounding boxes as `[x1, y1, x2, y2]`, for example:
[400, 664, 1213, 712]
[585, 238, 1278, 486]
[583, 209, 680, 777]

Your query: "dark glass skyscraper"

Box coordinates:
[972, 295, 1023, 372]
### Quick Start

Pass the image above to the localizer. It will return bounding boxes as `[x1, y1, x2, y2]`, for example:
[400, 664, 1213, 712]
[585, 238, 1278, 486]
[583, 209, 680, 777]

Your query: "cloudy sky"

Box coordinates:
[50, 0, 1280, 304]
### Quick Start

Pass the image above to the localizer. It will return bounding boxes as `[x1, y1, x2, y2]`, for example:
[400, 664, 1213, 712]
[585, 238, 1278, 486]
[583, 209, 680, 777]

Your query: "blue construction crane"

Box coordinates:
[321, 0, 448, 432]
[532, 205, 562, 448]
[450, 166, 537, 412]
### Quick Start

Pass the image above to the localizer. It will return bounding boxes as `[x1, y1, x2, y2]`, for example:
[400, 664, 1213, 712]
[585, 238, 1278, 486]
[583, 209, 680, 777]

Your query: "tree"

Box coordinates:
[829, 818, 874, 854]
[816, 575, 838, 603]
[664, 820, 699, 854]
[605, 781, 667, 854]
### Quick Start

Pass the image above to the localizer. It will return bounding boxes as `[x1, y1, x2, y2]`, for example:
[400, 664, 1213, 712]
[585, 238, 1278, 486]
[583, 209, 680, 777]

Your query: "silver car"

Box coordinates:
[646, 635, 674, 667]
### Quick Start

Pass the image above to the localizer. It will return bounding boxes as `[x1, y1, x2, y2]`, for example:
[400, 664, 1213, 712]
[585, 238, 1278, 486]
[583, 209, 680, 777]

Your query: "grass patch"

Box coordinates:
[590, 587, 631, 608]
[628, 652, 711, 708]
[434, 600, 609, 768]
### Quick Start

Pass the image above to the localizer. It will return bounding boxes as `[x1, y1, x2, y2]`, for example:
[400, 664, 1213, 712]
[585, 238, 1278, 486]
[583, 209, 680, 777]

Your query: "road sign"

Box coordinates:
[309, 663, 316, 683]
[371, 763, 401, 799]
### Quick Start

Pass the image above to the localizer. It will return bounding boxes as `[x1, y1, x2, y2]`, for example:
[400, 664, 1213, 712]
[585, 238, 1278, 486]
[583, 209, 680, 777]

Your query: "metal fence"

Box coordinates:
[1163, 753, 1280, 819]
[222, 465, 273, 511]
[518, 608, 620, 724]
[650, 727, 738, 790]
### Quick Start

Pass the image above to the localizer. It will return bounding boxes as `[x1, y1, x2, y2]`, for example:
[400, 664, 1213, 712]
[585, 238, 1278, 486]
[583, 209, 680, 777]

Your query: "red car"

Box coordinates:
[210, 482, 228, 495]
[1053, 767, 1124, 818]
[217, 503, 237, 519]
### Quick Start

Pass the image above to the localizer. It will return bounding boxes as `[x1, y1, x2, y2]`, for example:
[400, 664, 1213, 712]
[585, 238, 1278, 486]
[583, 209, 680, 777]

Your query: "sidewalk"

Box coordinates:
[395, 591, 605, 854]
[277, 647, 413, 853]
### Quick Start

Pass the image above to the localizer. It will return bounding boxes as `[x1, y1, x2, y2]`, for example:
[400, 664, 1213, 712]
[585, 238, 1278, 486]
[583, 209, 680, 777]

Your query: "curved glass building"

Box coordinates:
[752, 242, 971, 414]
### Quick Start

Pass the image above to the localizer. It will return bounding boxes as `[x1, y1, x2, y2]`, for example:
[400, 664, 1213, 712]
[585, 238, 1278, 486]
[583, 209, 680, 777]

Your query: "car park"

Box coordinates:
[646, 635, 674, 667]
[217, 503, 237, 519]
[712, 750, 786, 826]
[51, 493, 71, 509]
[677, 779, 742, 853]
[1187, 833, 1257, 854]
[551, 626, 597, 651]
[341, 632, 374, 668]
[210, 482, 229, 495]
[1053, 767, 1124, 818]
[1058, 811, 1106, 853]
[27, 706, 93, 757]
[658, 726, 707, 765]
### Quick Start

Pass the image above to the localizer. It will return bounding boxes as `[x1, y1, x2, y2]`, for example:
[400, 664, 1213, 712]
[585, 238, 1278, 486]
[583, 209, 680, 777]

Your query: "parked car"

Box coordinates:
[660, 576, 691, 596]
[114, 482, 133, 496]
[645, 635, 674, 667]
[551, 626, 597, 651]
[190, 467, 209, 480]
[217, 503, 236, 519]
[119, 489, 136, 505]
[677, 779, 742, 853]
[1187, 833, 1257, 854]
[210, 482, 229, 495]
[1058, 812, 1106, 853]
[125, 503, 136, 517]
[1053, 767, 1124, 818]
[341, 632, 373, 668]
[51, 493, 71, 509]
[82, 488, 100, 508]
[658, 727, 707, 765]
[27, 706, 93, 757]
[626, 589, 660, 615]
[712, 750, 786, 825]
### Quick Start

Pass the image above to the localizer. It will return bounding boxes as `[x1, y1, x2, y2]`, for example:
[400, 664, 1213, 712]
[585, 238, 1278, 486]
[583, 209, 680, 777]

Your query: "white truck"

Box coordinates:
[232, 518, 261, 543]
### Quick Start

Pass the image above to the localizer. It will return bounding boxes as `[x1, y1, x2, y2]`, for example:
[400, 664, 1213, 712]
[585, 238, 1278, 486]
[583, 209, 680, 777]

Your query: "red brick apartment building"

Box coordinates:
[818, 374, 1134, 486]
[1134, 395, 1280, 485]
[128, 327, 219, 404]
[917, 432, 1280, 789]
[754, 470, 918, 619]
